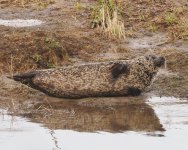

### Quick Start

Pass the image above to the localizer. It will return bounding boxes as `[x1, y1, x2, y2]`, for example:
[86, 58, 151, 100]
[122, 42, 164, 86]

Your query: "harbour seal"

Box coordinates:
[12, 55, 165, 98]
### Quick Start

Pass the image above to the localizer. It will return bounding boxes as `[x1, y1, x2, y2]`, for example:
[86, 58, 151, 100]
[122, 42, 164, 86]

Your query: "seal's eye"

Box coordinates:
[151, 55, 157, 60]
[145, 55, 156, 61]
[145, 55, 165, 67]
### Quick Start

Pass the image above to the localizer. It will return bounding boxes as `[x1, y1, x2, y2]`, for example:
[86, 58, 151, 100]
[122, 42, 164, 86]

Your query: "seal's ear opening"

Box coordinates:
[111, 63, 128, 79]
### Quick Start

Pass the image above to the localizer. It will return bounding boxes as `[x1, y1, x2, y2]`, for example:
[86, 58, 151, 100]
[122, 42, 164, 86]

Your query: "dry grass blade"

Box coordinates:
[92, 0, 125, 39]
[104, 9, 125, 39]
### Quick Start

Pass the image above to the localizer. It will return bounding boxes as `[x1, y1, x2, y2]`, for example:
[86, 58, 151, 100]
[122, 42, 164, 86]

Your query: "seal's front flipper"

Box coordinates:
[111, 63, 129, 79]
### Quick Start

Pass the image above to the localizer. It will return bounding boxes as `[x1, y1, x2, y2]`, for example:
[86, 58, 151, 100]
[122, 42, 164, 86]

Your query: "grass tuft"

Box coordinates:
[164, 13, 177, 25]
[91, 0, 125, 39]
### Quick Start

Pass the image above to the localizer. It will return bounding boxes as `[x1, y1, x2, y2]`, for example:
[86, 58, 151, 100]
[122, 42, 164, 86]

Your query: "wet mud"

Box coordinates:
[0, 0, 188, 149]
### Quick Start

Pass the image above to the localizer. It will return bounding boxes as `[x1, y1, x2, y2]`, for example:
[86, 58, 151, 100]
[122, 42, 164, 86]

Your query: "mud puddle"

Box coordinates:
[0, 19, 44, 27]
[128, 33, 169, 49]
[1, 96, 188, 150]
[127, 32, 188, 51]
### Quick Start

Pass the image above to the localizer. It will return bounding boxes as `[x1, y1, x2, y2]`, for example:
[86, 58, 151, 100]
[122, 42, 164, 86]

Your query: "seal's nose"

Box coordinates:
[154, 56, 165, 67]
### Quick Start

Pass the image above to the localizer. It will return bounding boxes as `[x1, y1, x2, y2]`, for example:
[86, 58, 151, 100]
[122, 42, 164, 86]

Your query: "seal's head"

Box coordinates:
[111, 55, 165, 83]
[145, 55, 165, 68]
[117, 55, 166, 96]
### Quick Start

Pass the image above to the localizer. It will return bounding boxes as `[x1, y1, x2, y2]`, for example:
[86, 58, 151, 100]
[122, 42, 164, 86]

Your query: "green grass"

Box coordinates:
[164, 13, 177, 25]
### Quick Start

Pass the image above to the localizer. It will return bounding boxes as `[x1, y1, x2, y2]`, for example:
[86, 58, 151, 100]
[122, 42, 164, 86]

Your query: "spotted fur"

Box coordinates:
[12, 55, 165, 98]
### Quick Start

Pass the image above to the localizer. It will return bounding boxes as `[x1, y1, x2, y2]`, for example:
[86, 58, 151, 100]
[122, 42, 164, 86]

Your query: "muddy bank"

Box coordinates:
[0, 0, 188, 98]
[0, 2, 188, 150]
[0, 0, 188, 136]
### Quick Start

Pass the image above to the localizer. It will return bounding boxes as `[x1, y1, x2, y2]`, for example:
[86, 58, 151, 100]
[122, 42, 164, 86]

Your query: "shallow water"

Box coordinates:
[127, 33, 188, 51]
[128, 33, 168, 49]
[0, 96, 188, 150]
[0, 19, 43, 27]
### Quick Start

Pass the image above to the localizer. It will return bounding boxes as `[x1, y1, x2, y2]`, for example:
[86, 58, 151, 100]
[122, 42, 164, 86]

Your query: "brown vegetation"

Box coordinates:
[0, 0, 188, 132]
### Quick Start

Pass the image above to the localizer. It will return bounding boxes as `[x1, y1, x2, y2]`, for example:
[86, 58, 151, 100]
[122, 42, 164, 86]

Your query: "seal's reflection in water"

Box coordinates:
[24, 96, 164, 132]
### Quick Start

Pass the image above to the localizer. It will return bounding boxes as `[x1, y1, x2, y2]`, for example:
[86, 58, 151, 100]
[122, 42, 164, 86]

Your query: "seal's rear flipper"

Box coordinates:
[8, 71, 37, 84]
[111, 63, 129, 79]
